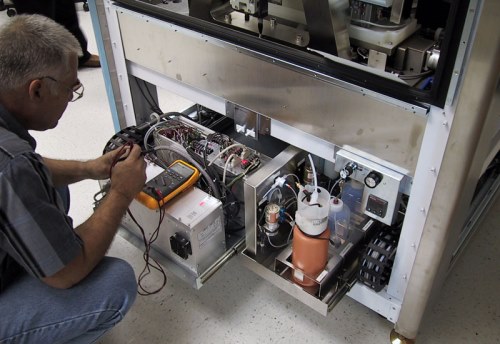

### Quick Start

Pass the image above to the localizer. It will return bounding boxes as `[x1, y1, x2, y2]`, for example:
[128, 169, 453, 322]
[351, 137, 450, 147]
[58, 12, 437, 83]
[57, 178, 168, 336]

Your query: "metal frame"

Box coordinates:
[108, 6, 428, 172]
[90, 0, 499, 340]
[395, 0, 499, 338]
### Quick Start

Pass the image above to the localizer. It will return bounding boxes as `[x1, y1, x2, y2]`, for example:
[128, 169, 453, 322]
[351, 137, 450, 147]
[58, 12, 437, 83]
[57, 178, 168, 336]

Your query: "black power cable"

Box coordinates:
[133, 77, 163, 115]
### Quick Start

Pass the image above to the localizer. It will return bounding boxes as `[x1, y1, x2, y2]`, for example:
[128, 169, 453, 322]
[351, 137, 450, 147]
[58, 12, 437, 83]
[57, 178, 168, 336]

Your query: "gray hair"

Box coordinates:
[0, 14, 82, 93]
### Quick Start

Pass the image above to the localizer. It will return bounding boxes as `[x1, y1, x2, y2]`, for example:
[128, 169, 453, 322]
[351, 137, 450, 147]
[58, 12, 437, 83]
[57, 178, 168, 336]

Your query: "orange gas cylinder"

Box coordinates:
[291, 225, 330, 287]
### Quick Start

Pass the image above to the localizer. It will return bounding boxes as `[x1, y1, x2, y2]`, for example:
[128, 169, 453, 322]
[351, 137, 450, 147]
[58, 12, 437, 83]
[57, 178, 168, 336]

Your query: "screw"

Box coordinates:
[270, 17, 277, 28]
[296, 34, 303, 44]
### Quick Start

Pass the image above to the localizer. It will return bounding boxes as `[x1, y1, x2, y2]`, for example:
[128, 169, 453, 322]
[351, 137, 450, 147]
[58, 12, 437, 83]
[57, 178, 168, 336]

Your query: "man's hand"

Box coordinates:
[109, 144, 147, 201]
[43, 146, 135, 186]
[84, 148, 125, 180]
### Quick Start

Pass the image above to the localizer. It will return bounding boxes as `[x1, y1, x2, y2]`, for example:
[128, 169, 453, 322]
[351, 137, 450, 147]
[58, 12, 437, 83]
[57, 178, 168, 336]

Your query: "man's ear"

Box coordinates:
[27, 79, 43, 101]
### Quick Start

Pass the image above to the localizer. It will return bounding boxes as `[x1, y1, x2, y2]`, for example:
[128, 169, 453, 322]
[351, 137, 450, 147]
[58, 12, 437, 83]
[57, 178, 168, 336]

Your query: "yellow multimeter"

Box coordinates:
[136, 160, 200, 209]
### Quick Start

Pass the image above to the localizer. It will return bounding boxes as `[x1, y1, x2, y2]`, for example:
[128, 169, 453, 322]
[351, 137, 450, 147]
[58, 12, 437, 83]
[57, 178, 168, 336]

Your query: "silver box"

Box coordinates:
[334, 149, 406, 225]
[122, 187, 225, 276]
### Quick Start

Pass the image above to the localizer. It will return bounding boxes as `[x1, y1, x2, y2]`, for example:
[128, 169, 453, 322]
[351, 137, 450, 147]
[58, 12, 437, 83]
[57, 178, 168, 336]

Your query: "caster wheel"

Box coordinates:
[83, 2, 89, 11]
[7, 8, 16, 17]
[390, 329, 415, 344]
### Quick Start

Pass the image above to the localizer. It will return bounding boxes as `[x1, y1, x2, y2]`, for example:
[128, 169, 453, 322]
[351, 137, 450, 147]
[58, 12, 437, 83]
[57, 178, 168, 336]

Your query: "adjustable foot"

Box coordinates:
[390, 329, 415, 344]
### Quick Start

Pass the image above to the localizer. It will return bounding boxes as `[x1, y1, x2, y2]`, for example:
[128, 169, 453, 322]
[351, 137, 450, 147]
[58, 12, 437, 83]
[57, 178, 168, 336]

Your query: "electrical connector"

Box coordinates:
[275, 176, 287, 188]
[240, 148, 251, 159]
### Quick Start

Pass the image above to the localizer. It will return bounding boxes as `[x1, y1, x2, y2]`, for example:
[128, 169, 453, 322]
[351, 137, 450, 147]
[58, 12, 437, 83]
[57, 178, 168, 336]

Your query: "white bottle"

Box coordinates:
[328, 198, 351, 245]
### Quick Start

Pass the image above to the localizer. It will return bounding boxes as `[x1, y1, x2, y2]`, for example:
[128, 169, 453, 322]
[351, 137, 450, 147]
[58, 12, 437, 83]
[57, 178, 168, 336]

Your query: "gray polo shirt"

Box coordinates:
[0, 104, 83, 291]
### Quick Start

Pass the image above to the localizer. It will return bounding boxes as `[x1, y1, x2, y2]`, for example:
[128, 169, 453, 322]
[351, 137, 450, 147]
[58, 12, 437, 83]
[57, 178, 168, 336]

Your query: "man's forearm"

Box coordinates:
[72, 189, 132, 278]
[43, 157, 93, 186]
[42, 189, 133, 289]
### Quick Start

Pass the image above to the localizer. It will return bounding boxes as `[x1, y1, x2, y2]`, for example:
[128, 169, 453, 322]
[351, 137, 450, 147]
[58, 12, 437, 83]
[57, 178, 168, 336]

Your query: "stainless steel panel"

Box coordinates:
[96, 1, 499, 338]
[122, 187, 226, 281]
[390, 0, 406, 24]
[238, 253, 331, 315]
[334, 149, 407, 225]
[240, 210, 379, 316]
[243, 145, 305, 254]
[116, 9, 426, 173]
[395, 0, 500, 339]
[211, 4, 310, 48]
[301, 0, 351, 58]
[227, 102, 262, 139]
[481, 81, 500, 174]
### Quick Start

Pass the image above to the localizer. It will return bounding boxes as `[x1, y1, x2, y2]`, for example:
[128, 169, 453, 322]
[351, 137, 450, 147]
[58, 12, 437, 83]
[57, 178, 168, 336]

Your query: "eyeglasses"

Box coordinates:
[40, 76, 84, 102]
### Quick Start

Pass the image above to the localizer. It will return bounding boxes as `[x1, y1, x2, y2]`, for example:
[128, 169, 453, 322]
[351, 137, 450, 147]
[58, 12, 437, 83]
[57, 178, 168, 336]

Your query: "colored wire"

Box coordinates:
[109, 141, 134, 178]
[284, 174, 301, 184]
[226, 160, 260, 188]
[207, 143, 245, 166]
[329, 178, 342, 197]
[143, 80, 162, 114]
[133, 77, 162, 115]
[267, 187, 282, 203]
[222, 153, 236, 185]
[262, 186, 278, 201]
[399, 70, 433, 80]
[265, 221, 294, 248]
[126, 207, 168, 296]
[285, 183, 298, 201]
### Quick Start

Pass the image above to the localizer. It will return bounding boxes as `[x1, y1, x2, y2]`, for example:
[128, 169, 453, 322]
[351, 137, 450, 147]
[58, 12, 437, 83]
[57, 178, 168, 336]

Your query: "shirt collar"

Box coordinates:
[0, 103, 37, 150]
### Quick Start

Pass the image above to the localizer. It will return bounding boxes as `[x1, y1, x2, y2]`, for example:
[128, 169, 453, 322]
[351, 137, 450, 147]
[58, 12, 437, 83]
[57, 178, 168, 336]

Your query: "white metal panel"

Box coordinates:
[104, 0, 137, 126]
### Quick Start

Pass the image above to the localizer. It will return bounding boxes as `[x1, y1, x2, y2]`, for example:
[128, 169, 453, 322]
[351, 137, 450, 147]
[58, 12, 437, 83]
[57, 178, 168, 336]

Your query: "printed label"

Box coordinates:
[340, 243, 354, 258]
[362, 219, 374, 232]
[316, 270, 328, 283]
[198, 216, 222, 248]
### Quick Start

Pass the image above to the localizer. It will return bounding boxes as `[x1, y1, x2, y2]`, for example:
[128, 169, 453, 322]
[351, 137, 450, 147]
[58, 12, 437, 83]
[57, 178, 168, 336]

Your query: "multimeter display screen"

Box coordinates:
[170, 162, 195, 178]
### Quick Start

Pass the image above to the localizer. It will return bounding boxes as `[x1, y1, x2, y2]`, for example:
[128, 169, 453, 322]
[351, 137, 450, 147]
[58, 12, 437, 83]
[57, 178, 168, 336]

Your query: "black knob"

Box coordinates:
[364, 171, 383, 188]
[340, 162, 357, 179]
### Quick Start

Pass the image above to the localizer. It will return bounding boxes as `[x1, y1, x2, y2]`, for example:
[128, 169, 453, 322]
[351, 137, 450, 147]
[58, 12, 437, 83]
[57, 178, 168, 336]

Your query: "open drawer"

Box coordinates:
[103, 115, 385, 317]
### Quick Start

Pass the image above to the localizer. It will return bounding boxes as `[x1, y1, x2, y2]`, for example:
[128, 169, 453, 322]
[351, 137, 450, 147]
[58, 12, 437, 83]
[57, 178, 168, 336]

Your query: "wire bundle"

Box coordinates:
[127, 205, 168, 296]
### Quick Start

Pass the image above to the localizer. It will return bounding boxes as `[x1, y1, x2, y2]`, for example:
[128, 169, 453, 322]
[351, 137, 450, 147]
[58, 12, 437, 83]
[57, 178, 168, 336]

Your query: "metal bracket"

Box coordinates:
[226, 102, 271, 140]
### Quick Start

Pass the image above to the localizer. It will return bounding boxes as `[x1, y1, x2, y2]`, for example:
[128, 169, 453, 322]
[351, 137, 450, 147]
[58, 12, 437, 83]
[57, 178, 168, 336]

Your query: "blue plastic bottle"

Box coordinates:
[341, 179, 364, 213]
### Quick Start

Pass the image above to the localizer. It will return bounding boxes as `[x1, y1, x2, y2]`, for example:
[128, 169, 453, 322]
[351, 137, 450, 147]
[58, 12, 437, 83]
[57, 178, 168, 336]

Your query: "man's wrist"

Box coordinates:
[108, 187, 135, 204]
[82, 159, 100, 180]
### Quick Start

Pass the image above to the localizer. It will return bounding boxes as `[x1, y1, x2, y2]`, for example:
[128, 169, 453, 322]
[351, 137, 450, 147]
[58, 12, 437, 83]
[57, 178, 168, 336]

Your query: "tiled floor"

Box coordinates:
[2, 5, 498, 344]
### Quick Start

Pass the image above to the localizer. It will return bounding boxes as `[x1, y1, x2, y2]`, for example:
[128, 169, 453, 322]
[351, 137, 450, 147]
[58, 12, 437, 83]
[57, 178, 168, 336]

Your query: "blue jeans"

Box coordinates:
[0, 257, 137, 344]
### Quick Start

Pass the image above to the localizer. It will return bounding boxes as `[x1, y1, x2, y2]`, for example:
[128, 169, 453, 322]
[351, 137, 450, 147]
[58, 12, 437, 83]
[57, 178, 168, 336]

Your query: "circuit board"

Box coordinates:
[153, 118, 261, 178]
